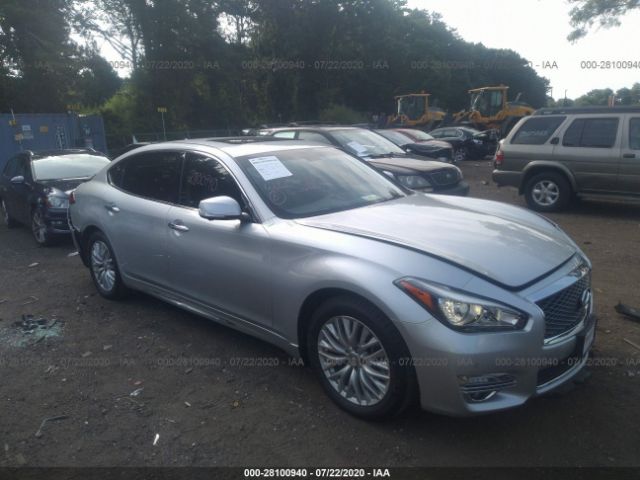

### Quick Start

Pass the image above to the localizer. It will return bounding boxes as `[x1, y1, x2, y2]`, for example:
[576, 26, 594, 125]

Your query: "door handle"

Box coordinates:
[623, 153, 636, 159]
[105, 203, 120, 213]
[168, 221, 189, 232]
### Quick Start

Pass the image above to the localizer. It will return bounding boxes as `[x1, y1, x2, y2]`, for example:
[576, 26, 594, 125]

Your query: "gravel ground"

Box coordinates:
[0, 159, 639, 468]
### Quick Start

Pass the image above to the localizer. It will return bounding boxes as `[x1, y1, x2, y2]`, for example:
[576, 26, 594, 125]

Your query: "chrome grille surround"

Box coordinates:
[536, 263, 592, 340]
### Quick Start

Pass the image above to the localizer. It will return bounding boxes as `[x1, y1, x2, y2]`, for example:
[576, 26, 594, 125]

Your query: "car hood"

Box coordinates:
[367, 156, 455, 174]
[296, 194, 577, 289]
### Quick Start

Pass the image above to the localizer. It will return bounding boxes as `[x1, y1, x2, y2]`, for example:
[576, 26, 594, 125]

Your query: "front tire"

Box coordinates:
[87, 231, 128, 299]
[453, 147, 468, 163]
[307, 296, 417, 419]
[524, 171, 571, 212]
[31, 208, 53, 246]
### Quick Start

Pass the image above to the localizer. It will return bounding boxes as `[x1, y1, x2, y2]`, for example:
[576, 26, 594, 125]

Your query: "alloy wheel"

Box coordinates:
[532, 180, 560, 206]
[91, 240, 117, 292]
[317, 315, 391, 406]
[31, 211, 47, 243]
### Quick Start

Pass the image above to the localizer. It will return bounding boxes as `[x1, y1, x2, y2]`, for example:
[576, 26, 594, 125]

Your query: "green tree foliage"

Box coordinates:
[1, 0, 552, 140]
[567, 0, 640, 41]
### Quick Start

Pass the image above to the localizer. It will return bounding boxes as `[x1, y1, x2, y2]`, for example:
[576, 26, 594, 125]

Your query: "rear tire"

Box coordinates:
[453, 147, 468, 163]
[524, 171, 571, 212]
[87, 231, 129, 300]
[1, 200, 18, 228]
[307, 295, 417, 420]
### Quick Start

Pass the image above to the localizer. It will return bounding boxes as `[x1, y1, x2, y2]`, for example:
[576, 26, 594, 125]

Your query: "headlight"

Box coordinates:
[47, 195, 69, 209]
[395, 277, 527, 332]
[396, 175, 432, 189]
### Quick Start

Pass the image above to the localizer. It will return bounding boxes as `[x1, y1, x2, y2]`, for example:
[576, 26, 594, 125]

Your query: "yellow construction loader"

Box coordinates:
[387, 92, 446, 130]
[452, 85, 534, 137]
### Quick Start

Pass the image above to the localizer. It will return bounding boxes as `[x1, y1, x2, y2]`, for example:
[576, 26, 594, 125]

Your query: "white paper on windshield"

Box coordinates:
[347, 141, 368, 154]
[249, 156, 293, 181]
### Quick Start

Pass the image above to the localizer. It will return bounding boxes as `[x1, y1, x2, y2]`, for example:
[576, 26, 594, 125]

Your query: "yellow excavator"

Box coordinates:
[452, 85, 535, 137]
[387, 92, 446, 130]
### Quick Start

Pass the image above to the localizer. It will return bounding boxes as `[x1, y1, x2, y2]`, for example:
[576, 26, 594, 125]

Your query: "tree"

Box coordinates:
[567, 0, 640, 41]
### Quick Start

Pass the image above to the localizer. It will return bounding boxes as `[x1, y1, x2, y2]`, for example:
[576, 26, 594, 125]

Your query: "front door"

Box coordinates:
[166, 152, 272, 327]
[618, 116, 640, 195]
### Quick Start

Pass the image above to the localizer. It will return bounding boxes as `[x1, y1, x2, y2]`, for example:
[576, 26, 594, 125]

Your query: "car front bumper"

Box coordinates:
[396, 308, 596, 417]
[43, 208, 72, 234]
[427, 181, 470, 197]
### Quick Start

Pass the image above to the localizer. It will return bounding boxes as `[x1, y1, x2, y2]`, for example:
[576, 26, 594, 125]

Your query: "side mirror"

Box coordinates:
[198, 196, 248, 221]
[10, 175, 25, 185]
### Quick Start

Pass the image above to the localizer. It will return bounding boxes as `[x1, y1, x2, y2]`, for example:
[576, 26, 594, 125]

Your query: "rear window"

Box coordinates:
[562, 118, 619, 148]
[511, 116, 566, 145]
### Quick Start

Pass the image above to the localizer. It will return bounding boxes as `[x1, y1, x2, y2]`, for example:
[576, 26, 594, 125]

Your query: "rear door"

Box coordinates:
[552, 116, 621, 192]
[104, 150, 183, 287]
[618, 115, 640, 195]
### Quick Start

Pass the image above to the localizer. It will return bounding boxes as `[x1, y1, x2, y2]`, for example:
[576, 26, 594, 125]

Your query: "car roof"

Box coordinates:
[535, 106, 640, 115]
[134, 137, 330, 158]
[26, 149, 107, 160]
[263, 126, 361, 133]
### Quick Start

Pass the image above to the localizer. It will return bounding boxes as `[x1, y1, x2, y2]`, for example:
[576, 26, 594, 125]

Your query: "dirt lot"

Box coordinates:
[1, 159, 639, 468]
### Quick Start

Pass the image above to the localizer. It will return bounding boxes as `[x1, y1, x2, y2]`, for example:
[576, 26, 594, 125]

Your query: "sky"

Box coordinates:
[408, 0, 640, 99]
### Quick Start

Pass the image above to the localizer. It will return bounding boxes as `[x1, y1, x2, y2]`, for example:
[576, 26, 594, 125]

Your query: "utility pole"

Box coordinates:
[157, 107, 167, 141]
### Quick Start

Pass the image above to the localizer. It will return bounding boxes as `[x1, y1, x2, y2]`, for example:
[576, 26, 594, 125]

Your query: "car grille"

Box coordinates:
[536, 273, 591, 339]
[429, 169, 459, 187]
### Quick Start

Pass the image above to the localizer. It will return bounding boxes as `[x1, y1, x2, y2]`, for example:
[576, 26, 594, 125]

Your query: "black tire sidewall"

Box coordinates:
[307, 296, 416, 420]
[87, 231, 127, 300]
[31, 208, 52, 246]
[525, 172, 571, 212]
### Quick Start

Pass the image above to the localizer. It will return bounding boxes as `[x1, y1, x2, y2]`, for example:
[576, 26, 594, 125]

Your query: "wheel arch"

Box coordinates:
[297, 287, 391, 364]
[78, 225, 104, 267]
[519, 162, 576, 195]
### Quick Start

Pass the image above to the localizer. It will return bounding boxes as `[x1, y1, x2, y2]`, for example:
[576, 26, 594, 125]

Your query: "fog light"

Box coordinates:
[459, 374, 516, 402]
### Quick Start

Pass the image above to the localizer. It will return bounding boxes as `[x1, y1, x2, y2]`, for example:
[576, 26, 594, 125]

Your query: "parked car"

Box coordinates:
[109, 142, 151, 159]
[429, 126, 498, 161]
[373, 129, 454, 163]
[0, 149, 111, 245]
[493, 106, 640, 212]
[261, 126, 469, 196]
[70, 138, 595, 419]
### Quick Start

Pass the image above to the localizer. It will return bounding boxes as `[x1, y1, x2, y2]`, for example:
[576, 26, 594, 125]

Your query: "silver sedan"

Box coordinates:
[69, 139, 595, 418]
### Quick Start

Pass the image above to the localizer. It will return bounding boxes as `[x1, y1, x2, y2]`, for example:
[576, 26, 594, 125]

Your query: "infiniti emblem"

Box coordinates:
[579, 289, 591, 313]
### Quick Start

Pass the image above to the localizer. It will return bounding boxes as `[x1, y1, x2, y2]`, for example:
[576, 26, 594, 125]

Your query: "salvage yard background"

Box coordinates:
[1, 160, 639, 467]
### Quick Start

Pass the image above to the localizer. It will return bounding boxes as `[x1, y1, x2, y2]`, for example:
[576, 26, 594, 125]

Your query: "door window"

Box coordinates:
[562, 118, 619, 148]
[178, 153, 244, 208]
[511, 116, 566, 145]
[629, 118, 640, 150]
[3, 155, 27, 179]
[109, 151, 182, 203]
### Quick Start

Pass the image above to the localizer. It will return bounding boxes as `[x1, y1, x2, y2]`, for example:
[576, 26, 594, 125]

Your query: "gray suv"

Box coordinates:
[493, 107, 640, 211]
[69, 138, 595, 418]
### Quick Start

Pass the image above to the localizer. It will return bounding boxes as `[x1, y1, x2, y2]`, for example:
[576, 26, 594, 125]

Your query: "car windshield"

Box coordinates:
[402, 130, 434, 141]
[236, 147, 405, 219]
[330, 129, 406, 157]
[31, 154, 111, 181]
[374, 129, 413, 145]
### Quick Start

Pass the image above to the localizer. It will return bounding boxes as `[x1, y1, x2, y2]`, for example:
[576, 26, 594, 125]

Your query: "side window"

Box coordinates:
[629, 118, 640, 150]
[511, 116, 566, 145]
[563, 118, 619, 148]
[273, 131, 296, 139]
[111, 151, 182, 203]
[297, 131, 332, 144]
[562, 119, 584, 147]
[178, 153, 244, 208]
